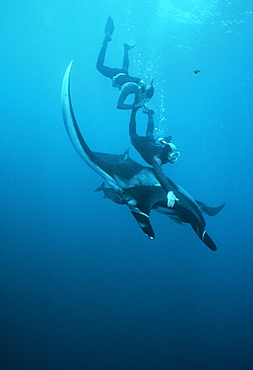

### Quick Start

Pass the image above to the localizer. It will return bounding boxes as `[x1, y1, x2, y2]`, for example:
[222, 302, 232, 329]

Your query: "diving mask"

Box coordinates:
[158, 137, 180, 163]
[168, 150, 180, 163]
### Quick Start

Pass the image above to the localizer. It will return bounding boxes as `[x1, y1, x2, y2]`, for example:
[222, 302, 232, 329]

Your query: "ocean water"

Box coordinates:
[1, 1, 253, 369]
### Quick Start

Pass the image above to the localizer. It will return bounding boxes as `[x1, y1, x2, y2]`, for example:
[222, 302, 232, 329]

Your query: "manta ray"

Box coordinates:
[61, 61, 225, 251]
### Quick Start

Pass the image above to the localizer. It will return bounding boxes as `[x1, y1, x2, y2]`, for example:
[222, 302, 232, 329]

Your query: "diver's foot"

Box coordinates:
[142, 106, 149, 114]
[124, 43, 136, 51]
[142, 106, 154, 115]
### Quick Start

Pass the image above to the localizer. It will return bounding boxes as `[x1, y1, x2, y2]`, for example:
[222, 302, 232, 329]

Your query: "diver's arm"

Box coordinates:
[152, 157, 178, 207]
[152, 158, 171, 193]
[117, 83, 140, 110]
[134, 89, 147, 109]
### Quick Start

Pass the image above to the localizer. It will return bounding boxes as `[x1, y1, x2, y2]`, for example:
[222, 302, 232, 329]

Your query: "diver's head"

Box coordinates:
[145, 84, 154, 100]
[159, 136, 180, 163]
[141, 80, 154, 101]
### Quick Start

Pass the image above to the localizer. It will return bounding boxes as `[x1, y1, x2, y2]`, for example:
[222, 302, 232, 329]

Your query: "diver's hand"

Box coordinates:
[124, 43, 136, 50]
[142, 107, 155, 115]
[167, 191, 179, 207]
[134, 100, 145, 108]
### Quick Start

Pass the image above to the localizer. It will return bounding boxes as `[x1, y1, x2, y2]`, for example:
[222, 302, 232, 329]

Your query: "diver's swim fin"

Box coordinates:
[104, 16, 114, 38]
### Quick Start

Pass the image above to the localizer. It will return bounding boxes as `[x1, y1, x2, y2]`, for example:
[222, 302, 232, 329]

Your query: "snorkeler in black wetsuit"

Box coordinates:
[96, 16, 154, 110]
[129, 107, 180, 207]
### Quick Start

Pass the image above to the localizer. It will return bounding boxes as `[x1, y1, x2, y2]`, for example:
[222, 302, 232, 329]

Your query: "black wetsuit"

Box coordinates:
[96, 38, 141, 88]
[129, 109, 171, 194]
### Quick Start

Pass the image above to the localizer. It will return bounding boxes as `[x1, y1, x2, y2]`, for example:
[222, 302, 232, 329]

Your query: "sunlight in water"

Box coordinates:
[156, 0, 218, 24]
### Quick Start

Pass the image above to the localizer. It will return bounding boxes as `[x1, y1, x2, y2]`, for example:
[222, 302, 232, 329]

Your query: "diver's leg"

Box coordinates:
[122, 43, 136, 70]
[122, 44, 130, 71]
[96, 37, 115, 78]
[145, 110, 155, 135]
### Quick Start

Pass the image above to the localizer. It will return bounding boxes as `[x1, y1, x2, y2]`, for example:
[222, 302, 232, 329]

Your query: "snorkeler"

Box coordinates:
[96, 16, 154, 110]
[129, 107, 180, 207]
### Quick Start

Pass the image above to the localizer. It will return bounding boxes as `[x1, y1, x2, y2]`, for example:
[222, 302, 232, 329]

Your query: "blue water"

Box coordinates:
[1, 1, 253, 369]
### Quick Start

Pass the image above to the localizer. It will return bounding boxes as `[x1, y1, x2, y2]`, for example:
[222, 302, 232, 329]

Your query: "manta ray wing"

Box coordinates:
[196, 201, 225, 216]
